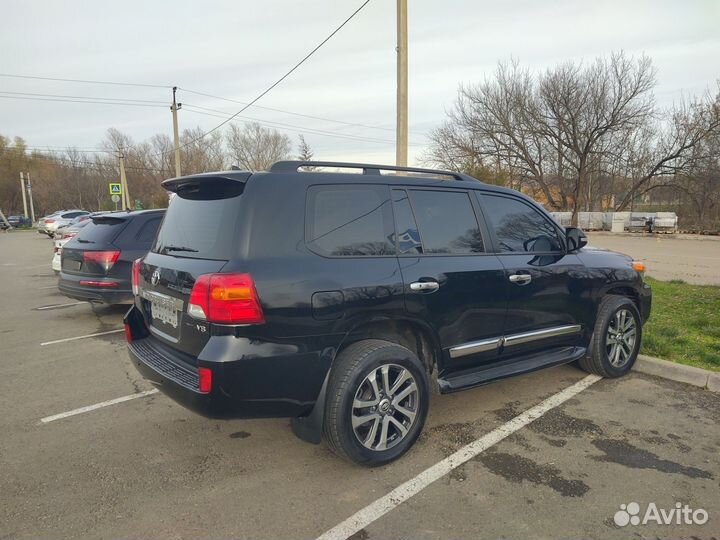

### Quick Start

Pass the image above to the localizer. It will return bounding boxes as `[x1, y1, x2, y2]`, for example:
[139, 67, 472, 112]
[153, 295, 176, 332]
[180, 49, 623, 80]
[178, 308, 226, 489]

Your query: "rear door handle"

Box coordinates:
[410, 281, 440, 292]
[509, 274, 532, 285]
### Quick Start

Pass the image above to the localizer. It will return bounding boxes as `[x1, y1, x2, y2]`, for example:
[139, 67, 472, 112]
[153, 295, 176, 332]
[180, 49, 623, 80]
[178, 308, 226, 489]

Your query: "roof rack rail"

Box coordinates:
[269, 160, 477, 182]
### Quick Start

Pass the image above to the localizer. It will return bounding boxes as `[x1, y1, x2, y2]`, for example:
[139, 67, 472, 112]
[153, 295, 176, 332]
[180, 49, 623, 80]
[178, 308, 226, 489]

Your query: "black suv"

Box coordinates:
[125, 161, 651, 466]
[60, 210, 165, 304]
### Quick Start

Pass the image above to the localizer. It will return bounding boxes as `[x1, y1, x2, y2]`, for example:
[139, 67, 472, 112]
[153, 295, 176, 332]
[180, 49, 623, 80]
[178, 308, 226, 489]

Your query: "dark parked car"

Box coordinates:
[125, 161, 651, 466]
[7, 215, 32, 228]
[59, 210, 165, 304]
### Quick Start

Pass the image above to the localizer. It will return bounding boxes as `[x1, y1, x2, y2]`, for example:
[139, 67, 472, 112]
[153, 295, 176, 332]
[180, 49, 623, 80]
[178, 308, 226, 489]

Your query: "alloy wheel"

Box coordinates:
[606, 308, 637, 367]
[351, 363, 419, 451]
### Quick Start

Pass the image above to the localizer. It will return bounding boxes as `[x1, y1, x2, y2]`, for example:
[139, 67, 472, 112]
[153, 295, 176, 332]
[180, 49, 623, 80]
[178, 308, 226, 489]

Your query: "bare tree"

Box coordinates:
[226, 122, 292, 171]
[424, 53, 719, 225]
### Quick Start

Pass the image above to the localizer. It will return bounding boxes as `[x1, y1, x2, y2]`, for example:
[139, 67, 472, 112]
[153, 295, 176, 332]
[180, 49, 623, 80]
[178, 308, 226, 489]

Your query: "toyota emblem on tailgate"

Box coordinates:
[151, 269, 160, 286]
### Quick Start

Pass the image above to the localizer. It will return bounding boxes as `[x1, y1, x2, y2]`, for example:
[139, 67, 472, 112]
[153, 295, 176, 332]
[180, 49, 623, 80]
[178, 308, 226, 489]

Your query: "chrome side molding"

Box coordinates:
[448, 324, 582, 359]
[503, 324, 582, 347]
[448, 337, 501, 359]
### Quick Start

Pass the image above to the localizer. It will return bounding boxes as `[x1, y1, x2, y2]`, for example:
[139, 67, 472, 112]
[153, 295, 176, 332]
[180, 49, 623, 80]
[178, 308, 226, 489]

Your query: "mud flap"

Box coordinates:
[290, 372, 329, 444]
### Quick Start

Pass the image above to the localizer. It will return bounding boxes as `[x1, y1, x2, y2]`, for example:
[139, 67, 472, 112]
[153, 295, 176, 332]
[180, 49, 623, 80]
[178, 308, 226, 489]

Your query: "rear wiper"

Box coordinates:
[76, 239, 95, 243]
[161, 245, 199, 253]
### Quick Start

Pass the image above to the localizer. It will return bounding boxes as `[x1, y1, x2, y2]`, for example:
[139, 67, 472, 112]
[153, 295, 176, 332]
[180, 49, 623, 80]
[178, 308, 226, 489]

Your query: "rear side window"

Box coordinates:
[408, 190, 484, 254]
[75, 218, 129, 244]
[391, 190, 422, 254]
[481, 194, 563, 253]
[153, 180, 244, 260]
[135, 217, 162, 247]
[306, 185, 395, 257]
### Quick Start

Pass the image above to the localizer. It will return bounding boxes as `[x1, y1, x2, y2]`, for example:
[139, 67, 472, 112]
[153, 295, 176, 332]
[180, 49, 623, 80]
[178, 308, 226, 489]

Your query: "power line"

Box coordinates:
[178, 87, 425, 136]
[182, 104, 424, 146]
[0, 73, 169, 89]
[0, 90, 166, 104]
[20, 152, 168, 173]
[158, 0, 372, 157]
[0, 94, 166, 108]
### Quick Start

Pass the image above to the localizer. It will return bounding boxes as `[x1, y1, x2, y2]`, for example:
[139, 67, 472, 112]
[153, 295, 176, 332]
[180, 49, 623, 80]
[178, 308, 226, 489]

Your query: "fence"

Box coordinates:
[549, 211, 678, 233]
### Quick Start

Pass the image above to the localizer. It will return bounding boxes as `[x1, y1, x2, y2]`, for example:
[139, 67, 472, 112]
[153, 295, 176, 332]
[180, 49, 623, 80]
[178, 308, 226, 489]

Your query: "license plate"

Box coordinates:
[150, 299, 178, 328]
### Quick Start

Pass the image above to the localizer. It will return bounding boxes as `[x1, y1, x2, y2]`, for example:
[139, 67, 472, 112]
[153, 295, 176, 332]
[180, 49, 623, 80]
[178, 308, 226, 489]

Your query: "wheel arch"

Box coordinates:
[336, 317, 442, 377]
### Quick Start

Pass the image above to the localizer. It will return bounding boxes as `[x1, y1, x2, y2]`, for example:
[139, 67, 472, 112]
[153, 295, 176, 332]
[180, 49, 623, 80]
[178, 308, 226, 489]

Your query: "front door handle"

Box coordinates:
[509, 274, 532, 285]
[410, 281, 440, 292]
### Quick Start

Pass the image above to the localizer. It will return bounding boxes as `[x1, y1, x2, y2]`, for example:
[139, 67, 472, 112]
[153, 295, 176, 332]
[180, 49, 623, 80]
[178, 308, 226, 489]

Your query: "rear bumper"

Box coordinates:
[124, 305, 330, 419]
[58, 273, 132, 304]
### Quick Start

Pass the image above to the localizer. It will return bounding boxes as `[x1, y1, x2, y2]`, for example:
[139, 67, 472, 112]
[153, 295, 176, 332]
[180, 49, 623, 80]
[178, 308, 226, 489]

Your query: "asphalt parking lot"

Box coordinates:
[1, 231, 719, 539]
[587, 232, 720, 285]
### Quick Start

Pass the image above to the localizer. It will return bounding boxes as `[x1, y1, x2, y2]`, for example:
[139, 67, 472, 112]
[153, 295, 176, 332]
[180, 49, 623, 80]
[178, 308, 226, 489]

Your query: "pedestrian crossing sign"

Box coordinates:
[109, 183, 122, 195]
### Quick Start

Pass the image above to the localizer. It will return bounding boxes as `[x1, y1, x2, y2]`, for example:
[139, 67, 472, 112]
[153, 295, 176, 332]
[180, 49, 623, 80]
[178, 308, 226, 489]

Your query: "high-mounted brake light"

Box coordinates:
[187, 273, 265, 325]
[132, 258, 142, 296]
[83, 250, 120, 273]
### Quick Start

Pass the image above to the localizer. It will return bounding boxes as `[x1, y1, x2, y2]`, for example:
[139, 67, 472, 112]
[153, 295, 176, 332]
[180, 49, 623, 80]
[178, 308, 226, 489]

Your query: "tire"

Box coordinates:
[579, 295, 642, 378]
[323, 339, 429, 466]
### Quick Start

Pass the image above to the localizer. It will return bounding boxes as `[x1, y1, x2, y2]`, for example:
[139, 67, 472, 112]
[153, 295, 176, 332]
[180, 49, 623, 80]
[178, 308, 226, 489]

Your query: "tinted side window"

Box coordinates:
[408, 190, 484, 254]
[306, 185, 395, 257]
[481, 194, 562, 253]
[134, 217, 163, 248]
[391, 189, 422, 254]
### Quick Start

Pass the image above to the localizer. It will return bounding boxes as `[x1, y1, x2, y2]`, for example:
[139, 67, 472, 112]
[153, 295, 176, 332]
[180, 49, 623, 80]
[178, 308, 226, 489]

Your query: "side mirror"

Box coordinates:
[565, 227, 587, 252]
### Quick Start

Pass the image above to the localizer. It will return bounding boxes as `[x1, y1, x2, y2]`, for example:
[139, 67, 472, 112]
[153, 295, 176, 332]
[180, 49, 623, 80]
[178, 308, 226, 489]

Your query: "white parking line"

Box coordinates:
[35, 301, 87, 311]
[40, 329, 124, 346]
[39, 389, 159, 424]
[316, 374, 602, 540]
[39, 285, 59, 290]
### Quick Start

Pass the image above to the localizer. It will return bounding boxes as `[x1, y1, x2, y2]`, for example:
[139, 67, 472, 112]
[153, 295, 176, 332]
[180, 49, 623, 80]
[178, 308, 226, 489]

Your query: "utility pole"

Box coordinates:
[118, 151, 130, 210]
[20, 172, 28, 218]
[171, 86, 182, 178]
[395, 0, 408, 167]
[26, 172, 36, 224]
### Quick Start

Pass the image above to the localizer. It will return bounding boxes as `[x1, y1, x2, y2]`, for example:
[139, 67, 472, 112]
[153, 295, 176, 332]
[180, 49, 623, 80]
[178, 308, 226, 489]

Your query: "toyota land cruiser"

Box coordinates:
[125, 161, 651, 466]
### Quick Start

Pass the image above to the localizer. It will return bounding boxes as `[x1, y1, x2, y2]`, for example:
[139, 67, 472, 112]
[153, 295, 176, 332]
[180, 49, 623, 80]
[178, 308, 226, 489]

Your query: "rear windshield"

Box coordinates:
[75, 218, 128, 244]
[152, 181, 244, 260]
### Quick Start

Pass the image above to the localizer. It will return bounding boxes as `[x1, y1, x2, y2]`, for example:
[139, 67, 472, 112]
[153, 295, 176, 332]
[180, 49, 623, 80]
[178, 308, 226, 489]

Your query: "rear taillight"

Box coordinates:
[132, 258, 142, 296]
[62, 232, 75, 239]
[187, 273, 264, 325]
[124, 323, 133, 343]
[46, 219, 55, 224]
[198, 367, 212, 393]
[83, 250, 120, 272]
[79, 280, 119, 288]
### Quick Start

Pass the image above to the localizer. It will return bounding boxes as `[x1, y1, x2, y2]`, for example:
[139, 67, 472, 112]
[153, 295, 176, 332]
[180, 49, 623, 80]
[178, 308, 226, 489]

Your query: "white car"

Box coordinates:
[51, 221, 90, 273]
[40, 210, 90, 237]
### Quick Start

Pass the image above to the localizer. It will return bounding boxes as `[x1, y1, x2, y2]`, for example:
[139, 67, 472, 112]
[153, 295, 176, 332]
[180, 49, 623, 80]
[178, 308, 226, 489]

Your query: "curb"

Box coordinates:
[634, 354, 719, 392]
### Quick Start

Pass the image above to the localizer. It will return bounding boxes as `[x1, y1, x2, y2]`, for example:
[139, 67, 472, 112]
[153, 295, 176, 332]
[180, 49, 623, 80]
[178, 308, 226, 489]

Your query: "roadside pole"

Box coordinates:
[395, 0, 408, 167]
[26, 172, 36, 224]
[171, 86, 182, 178]
[20, 172, 28, 218]
[118, 152, 130, 210]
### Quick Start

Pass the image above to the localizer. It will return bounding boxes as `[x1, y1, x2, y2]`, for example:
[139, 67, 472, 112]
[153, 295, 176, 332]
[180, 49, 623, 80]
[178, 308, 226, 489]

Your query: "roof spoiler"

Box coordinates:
[162, 171, 252, 193]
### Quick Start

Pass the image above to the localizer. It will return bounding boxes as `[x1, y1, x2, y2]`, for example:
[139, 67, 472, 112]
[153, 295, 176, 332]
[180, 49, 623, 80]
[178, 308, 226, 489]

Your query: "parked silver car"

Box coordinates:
[38, 210, 90, 237]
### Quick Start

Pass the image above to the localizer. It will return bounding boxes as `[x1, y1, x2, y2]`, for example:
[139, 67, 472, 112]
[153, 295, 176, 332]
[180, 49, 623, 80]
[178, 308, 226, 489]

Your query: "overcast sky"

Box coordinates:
[1, 0, 718, 166]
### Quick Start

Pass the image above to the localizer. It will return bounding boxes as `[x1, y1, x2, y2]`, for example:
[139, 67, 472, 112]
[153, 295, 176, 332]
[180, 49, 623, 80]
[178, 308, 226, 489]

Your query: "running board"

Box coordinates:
[438, 346, 586, 393]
